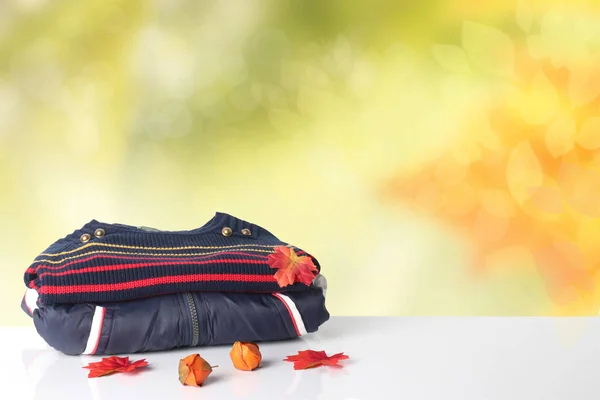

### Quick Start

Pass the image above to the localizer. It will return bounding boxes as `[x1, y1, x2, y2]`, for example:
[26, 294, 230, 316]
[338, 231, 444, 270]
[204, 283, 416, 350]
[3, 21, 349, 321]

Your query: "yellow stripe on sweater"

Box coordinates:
[39, 242, 282, 257]
[33, 248, 276, 265]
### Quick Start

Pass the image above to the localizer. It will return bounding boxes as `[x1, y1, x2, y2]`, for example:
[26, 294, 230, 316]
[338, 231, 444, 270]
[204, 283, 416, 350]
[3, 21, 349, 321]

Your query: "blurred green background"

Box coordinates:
[2, 0, 600, 324]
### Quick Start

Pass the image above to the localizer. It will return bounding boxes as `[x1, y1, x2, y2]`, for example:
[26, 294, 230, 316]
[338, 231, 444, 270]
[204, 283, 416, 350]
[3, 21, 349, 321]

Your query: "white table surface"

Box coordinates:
[1, 316, 600, 399]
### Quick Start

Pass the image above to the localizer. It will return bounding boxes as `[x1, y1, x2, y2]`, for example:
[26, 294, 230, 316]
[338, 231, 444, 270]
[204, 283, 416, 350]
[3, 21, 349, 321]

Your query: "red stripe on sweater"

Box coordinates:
[35, 251, 269, 272]
[38, 258, 267, 278]
[39, 274, 276, 294]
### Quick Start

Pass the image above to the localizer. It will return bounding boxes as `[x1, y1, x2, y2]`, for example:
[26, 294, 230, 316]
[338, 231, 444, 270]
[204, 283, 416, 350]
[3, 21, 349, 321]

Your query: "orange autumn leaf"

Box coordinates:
[82, 356, 148, 378]
[267, 246, 318, 287]
[284, 350, 349, 370]
[230, 341, 262, 371]
[178, 354, 217, 387]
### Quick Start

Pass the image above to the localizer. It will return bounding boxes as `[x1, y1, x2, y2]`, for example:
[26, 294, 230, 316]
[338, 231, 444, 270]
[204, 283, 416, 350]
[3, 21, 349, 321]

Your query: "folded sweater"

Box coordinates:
[24, 212, 322, 305]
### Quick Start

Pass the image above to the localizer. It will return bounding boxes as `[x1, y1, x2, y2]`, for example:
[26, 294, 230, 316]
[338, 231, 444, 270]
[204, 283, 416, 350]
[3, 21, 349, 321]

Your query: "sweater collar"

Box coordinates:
[73, 212, 241, 238]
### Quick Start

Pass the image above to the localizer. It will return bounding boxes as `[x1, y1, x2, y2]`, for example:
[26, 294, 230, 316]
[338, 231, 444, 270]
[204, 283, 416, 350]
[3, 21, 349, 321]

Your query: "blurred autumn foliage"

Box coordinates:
[1, 0, 600, 321]
[388, 7, 600, 314]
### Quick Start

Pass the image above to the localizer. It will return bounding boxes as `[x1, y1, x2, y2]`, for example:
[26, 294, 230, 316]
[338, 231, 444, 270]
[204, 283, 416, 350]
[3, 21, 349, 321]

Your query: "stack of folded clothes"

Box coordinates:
[21, 212, 329, 355]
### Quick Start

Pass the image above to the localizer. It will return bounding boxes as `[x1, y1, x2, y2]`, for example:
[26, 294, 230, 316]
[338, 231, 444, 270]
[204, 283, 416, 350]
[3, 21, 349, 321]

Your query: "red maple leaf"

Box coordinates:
[267, 246, 318, 287]
[83, 356, 148, 378]
[284, 350, 349, 370]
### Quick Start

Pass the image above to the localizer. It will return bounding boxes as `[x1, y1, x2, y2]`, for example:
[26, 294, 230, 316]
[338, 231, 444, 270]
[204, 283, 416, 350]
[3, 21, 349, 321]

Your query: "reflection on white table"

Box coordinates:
[1, 317, 600, 399]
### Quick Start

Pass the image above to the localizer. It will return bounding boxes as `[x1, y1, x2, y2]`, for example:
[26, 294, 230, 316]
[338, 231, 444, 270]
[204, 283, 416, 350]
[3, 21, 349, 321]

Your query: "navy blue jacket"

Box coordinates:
[21, 284, 329, 355]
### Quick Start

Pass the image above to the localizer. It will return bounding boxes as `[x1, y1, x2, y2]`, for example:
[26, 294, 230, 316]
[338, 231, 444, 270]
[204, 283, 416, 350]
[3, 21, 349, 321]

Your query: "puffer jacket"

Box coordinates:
[21, 212, 329, 355]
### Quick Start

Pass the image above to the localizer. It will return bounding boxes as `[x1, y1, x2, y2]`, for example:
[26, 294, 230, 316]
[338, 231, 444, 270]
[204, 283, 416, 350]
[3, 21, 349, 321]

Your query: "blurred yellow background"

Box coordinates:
[2, 0, 600, 324]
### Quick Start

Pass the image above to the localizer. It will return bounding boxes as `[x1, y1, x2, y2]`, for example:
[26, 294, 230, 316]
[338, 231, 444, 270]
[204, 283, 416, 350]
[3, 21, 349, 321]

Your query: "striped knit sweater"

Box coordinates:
[24, 212, 321, 305]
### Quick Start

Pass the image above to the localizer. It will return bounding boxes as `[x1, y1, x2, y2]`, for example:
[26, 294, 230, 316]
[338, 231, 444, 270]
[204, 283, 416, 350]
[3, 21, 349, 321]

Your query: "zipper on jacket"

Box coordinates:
[183, 292, 200, 347]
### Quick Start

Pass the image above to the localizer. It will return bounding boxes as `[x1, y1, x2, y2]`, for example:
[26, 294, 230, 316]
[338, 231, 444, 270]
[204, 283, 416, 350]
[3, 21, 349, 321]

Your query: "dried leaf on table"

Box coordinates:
[284, 350, 349, 370]
[82, 356, 148, 378]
